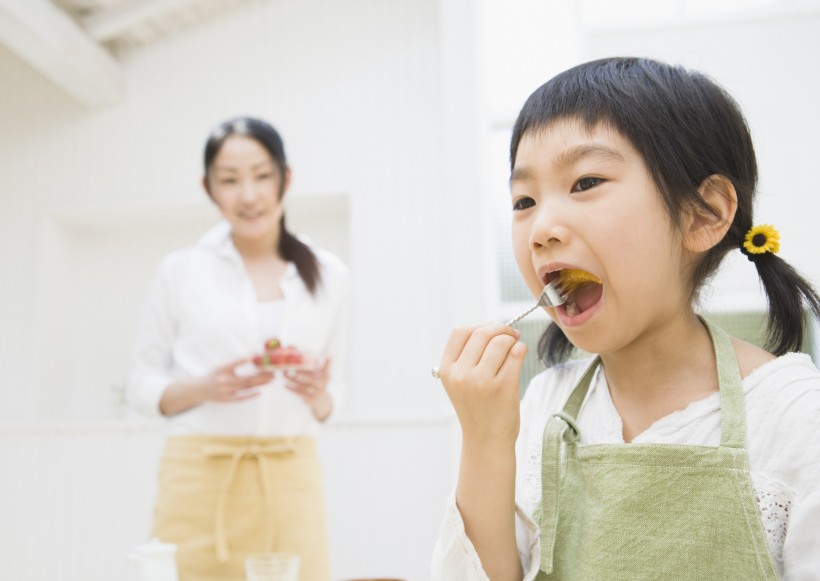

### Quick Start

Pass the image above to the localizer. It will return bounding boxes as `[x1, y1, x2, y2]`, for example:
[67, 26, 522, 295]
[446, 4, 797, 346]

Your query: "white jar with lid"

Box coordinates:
[129, 538, 179, 581]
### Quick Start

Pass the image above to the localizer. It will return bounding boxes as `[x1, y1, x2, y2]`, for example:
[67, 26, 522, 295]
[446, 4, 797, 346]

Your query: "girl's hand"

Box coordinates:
[438, 323, 528, 446]
[199, 357, 274, 403]
[284, 358, 333, 420]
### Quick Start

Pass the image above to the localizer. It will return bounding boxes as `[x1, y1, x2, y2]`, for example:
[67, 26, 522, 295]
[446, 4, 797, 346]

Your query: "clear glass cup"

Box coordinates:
[245, 553, 301, 581]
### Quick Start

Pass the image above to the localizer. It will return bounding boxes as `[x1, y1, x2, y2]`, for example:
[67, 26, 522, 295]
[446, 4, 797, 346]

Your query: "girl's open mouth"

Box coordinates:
[555, 269, 603, 320]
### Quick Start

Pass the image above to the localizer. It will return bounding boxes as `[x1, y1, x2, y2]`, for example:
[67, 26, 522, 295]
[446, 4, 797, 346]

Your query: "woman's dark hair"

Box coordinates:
[203, 117, 321, 295]
[510, 57, 820, 364]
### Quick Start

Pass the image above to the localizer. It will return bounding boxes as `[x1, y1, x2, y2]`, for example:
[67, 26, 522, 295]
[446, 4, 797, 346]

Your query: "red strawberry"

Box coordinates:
[264, 338, 281, 350]
[268, 350, 287, 366]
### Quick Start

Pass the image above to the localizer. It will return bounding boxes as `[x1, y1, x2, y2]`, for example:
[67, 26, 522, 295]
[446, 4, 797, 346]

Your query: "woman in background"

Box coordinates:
[128, 116, 350, 580]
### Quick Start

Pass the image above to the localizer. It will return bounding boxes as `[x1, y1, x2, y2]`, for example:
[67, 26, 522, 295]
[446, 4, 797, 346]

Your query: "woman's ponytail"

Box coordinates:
[278, 214, 321, 296]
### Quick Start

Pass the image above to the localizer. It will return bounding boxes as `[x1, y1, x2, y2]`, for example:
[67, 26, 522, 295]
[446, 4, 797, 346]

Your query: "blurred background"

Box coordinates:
[0, 0, 818, 578]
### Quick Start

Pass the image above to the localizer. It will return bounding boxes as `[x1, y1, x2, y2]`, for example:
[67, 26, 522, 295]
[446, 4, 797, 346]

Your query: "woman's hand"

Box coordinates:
[199, 357, 274, 403]
[284, 358, 333, 421]
[438, 323, 528, 446]
[159, 357, 273, 415]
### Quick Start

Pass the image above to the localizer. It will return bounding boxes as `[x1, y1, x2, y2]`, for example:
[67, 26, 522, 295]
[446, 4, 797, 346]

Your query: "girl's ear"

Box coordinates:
[683, 174, 738, 253]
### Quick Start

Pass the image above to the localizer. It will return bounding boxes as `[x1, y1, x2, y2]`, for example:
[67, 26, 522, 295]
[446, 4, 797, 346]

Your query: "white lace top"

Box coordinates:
[432, 353, 820, 581]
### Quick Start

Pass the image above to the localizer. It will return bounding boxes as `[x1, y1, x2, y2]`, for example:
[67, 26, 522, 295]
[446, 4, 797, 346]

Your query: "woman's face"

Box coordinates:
[206, 134, 289, 245]
[510, 119, 691, 357]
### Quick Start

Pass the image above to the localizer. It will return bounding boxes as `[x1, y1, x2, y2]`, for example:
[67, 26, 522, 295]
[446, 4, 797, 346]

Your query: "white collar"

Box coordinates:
[197, 220, 300, 281]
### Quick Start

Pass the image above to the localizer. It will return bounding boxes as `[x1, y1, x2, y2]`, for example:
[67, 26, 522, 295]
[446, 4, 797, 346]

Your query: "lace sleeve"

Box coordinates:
[750, 471, 795, 564]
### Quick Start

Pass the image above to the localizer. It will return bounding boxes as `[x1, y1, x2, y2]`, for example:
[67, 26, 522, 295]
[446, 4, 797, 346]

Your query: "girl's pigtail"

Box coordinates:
[538, 323, 575, 367]
[749, 252, 820, 355]
[278, 215, 321, 296]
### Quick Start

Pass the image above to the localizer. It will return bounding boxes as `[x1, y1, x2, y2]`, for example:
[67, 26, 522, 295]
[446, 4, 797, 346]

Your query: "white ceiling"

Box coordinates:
[53, 0, 260, 50]
[0, 0, 263, 106]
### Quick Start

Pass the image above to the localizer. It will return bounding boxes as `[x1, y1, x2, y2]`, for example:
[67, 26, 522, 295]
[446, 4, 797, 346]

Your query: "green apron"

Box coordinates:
[535, 321, 779, 580]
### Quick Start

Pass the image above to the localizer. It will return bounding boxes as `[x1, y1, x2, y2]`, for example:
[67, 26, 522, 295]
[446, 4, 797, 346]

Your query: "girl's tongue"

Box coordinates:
[564, 282, 603, 316]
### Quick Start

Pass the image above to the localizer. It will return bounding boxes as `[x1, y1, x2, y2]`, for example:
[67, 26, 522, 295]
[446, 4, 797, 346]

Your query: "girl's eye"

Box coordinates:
[256, 173, 273, 180]
[572, 176, 603, 192]
[512, 197, 535, 211]
[219, 178, 237, 185]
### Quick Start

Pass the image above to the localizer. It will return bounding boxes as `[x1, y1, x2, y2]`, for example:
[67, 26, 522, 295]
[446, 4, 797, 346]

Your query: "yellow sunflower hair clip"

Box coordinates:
[742, 224, 780, 258]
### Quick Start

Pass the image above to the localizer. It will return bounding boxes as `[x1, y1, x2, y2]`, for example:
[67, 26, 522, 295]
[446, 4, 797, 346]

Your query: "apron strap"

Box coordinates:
[700, 317, 747, 449]
[203, 440, 296, 562]
[538, 412, 579, 574]
[538, 358, 597, 574]
[562, 356, 601, 420]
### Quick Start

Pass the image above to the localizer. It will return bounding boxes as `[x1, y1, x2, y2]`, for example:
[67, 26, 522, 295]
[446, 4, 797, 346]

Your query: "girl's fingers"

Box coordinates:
[495, 340, 528, 382]
[475, 333, 522, 377]
[458, 324, 521, 368]
[439, 325, 480, 367]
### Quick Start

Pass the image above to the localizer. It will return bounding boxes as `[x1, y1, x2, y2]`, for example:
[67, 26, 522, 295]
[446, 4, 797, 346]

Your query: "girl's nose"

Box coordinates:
[529, 202, 569, 250]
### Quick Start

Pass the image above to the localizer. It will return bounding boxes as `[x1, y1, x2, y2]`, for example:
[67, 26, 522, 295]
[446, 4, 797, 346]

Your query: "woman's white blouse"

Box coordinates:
[432, 353, 820, 581]
[126, 221, 351, 437]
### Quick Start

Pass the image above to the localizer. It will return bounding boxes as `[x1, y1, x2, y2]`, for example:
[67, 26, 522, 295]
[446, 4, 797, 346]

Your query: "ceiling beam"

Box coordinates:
[0, 0, 124, 106]
[81, 0, 213, 43]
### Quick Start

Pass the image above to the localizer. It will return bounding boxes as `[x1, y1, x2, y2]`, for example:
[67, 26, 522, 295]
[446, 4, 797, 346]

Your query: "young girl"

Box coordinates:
[432, 58, 820, 580]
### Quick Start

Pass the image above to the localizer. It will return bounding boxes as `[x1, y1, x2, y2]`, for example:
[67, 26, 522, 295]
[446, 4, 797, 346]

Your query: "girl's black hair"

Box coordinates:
[203, 117, 321, 295]
[510, 57, 820, 364]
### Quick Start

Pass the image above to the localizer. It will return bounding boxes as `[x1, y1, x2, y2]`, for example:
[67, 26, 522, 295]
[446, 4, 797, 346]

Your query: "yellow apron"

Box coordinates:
[535, 320, 779, 579]
[152, 434, 330, 581]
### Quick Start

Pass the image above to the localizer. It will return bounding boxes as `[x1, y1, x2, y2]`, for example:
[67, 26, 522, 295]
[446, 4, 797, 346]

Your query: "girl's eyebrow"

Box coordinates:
[552, 143, 625, 170]
[510, 166, 537, 184]
[510, 143, 626, 184]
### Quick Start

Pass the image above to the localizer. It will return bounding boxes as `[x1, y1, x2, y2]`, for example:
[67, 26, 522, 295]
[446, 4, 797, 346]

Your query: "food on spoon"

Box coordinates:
[558, 269, 601, 293]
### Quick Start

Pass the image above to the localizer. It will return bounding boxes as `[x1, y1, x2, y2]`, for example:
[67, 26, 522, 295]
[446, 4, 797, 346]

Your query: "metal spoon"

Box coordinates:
[505, 280, 567, 327]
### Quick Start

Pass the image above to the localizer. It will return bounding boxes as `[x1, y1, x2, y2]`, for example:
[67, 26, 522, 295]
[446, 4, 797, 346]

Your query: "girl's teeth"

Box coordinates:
[565, 298, 579, 316]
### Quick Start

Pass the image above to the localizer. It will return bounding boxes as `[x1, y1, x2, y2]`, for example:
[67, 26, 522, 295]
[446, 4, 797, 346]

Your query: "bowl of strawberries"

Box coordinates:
[252, 338, 327, 372]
